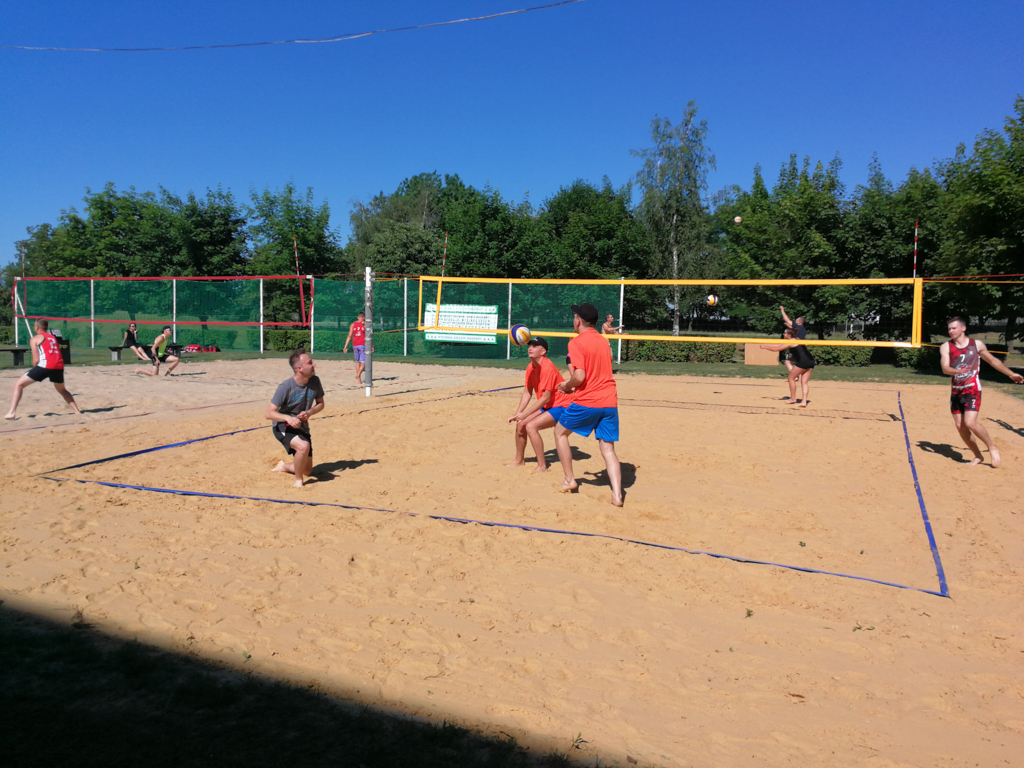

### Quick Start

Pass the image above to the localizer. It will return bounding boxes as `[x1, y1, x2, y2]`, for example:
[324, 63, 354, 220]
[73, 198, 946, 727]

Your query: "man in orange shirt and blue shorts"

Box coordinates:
[506, 337, 573, 472]
[554, 303, 623, 506]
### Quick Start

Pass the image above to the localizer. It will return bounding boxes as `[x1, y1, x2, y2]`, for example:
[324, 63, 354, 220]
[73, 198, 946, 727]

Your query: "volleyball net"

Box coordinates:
[12, 275, 307, 351]
[415, 276, 924, 362]
[12, 274, 949, 362]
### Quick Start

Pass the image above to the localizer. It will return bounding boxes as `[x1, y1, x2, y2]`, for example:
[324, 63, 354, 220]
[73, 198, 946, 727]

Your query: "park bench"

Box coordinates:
[1, 347, 30, 366]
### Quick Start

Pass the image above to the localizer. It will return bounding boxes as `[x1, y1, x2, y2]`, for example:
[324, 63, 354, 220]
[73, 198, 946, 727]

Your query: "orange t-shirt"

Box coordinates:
[524, 356, 573, 408]
[567, 328, 617, 408]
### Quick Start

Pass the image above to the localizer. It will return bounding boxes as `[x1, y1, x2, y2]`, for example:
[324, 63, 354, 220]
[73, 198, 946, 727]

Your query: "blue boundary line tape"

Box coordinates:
[42, 475, 948, 597]
[37, 387, 522, 476]
[897, 391, 950, 597]
[34, 384, 949, 598]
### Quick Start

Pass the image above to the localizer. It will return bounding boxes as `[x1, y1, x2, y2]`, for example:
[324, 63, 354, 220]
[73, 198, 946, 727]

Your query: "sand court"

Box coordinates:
[2, 357, 1023, 765]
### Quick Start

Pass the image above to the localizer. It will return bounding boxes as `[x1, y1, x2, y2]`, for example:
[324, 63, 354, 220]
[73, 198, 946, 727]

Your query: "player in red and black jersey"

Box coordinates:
[5, 319, 82, 420]
[940, 317, 1023, 467]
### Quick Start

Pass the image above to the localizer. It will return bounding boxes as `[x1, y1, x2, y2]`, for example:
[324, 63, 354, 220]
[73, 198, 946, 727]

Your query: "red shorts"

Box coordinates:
[950, 391, 981, 413]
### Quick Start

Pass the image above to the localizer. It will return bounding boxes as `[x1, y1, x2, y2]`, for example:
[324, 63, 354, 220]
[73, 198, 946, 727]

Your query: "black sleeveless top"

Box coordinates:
[125, 329, 138, 346]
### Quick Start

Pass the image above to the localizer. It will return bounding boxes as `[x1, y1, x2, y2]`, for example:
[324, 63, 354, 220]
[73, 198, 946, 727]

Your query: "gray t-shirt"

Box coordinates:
[271, 375, 324, 437]
[793, 324, 807, 340]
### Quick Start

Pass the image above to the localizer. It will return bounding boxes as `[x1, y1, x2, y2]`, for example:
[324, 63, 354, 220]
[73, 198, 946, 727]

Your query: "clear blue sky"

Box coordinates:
[2, 0, 1021, 268]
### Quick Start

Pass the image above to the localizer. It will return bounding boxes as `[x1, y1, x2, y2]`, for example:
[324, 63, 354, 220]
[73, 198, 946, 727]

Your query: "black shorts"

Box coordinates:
[951, 391, 981, 413]
[145, 349, 170, 363]
[273, 426, 312, 456]
[26, 366, 65, 384]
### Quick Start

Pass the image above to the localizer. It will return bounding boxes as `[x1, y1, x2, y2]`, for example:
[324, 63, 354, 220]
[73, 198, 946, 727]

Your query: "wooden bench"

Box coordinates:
[1, 347, 30, 366]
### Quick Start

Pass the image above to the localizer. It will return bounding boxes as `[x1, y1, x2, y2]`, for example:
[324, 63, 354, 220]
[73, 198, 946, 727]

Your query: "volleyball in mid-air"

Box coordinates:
[510, 324, 532, 346]
[706, 294, 719, 307]
[733, 216, 742, 224]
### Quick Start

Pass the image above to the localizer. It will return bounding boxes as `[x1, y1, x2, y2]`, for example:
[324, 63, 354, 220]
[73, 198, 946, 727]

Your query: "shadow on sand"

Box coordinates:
[310, 458, 379, 481]
[988, 418, 1024, 438]
[917, 441, 968, 463]
[0, 600, 576, 768]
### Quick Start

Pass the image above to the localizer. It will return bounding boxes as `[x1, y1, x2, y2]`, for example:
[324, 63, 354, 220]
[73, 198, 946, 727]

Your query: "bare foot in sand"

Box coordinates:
[293, 479, 304, 488]
[535, 465, 548, 473]
[558, 480, 579, 493]
[272, 460, 288, 473]
[4, 413, 15, 420]
[611, 494, 624, 507]
[990, 448, 1001, 467]
[786, 399, 798, 405]
[967, 456, 983, 466]
[506, 459, 525, 468]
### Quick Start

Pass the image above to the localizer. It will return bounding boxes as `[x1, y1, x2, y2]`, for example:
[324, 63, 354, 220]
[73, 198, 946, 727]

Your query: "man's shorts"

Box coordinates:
[26, 366, 64, 384]
[543, 405, 567, 424]
[273, 426, 313, 456]
[145, 349, 169, 364]
[353, 345, 366, 363]
[950, 391, 981, 414]
[555, 403, 619, 442]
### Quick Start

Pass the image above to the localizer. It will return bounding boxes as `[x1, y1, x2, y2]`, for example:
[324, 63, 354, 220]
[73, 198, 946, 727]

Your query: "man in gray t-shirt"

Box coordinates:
[265, 349, 325, 487]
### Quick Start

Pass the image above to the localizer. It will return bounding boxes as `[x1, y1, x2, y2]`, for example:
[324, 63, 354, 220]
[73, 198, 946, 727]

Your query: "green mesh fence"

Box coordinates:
[19, 278, 300, 352]
[310, 278, 619, 361]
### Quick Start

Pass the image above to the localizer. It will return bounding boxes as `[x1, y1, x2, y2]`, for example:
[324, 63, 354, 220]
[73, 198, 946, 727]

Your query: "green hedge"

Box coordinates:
[623, 339, 738, 363]
[0, 326, 13, 345]
[809, 345, 874, 367]
[175, 327, 245, 350]
[266, 330, 311, 352]
[894, 345, 941, 370]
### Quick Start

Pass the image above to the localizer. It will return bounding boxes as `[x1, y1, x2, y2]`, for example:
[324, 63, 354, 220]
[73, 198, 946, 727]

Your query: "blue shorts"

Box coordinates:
[555, 404, 619, 442]
[353, 345, 366, 363]
[543, 405, 567, 423]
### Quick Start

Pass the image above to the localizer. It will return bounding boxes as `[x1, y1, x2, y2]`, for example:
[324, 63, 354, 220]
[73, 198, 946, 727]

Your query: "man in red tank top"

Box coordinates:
[6, 319, 82, 420]
[343, 311, 371, 385]
[939, 317, 1023, 467]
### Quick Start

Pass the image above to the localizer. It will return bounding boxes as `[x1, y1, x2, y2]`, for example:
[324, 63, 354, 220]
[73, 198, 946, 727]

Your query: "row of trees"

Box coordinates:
[3, 97, 1021, 348]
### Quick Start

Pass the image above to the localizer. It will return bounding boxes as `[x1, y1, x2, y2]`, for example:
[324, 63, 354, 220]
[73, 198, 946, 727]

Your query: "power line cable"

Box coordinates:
[1, 0, 585, 53]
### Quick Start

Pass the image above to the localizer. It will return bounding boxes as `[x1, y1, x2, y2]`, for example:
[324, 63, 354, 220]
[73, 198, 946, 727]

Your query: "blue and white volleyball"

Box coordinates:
[510, 324, 532, 346]
[706, 294, 719, 308]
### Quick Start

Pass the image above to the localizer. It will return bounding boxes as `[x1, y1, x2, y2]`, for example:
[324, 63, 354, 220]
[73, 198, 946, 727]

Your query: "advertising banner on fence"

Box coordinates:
[423, 303, 498, 344]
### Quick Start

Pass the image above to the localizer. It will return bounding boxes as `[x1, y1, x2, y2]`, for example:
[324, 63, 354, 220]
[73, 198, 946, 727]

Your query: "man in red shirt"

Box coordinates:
[940, 316, 1023, 467]
[5, 319, 82, 420]
[554, 303, 623, 506]
[506, 337, 573, 472]
[343, 311, 371, 385]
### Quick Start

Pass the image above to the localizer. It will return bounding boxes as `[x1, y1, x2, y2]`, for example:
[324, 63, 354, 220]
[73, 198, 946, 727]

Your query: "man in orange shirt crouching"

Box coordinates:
[554, 303, 623, 506]
[507, 337, 574, 472]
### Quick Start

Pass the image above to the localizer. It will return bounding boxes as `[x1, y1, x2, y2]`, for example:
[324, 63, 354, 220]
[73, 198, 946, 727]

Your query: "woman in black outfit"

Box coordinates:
[761, 327, 815, 407]
[121, 322, 150, 361]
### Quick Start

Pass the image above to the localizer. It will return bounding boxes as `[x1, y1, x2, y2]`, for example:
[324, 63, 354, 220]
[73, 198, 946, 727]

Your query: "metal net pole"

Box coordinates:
[364, 267, 374, 397]
[617, 277, 624, 364]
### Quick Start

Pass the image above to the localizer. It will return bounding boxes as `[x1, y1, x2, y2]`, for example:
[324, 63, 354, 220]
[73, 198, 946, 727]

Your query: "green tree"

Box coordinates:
[712, 156, 843, 335]
[347, 172, 446, 275]
[160, 187, 249, 277]
[935, 96, 1024, 351]
[632, 102, 720, 333]
[246, 182, 345, 324]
